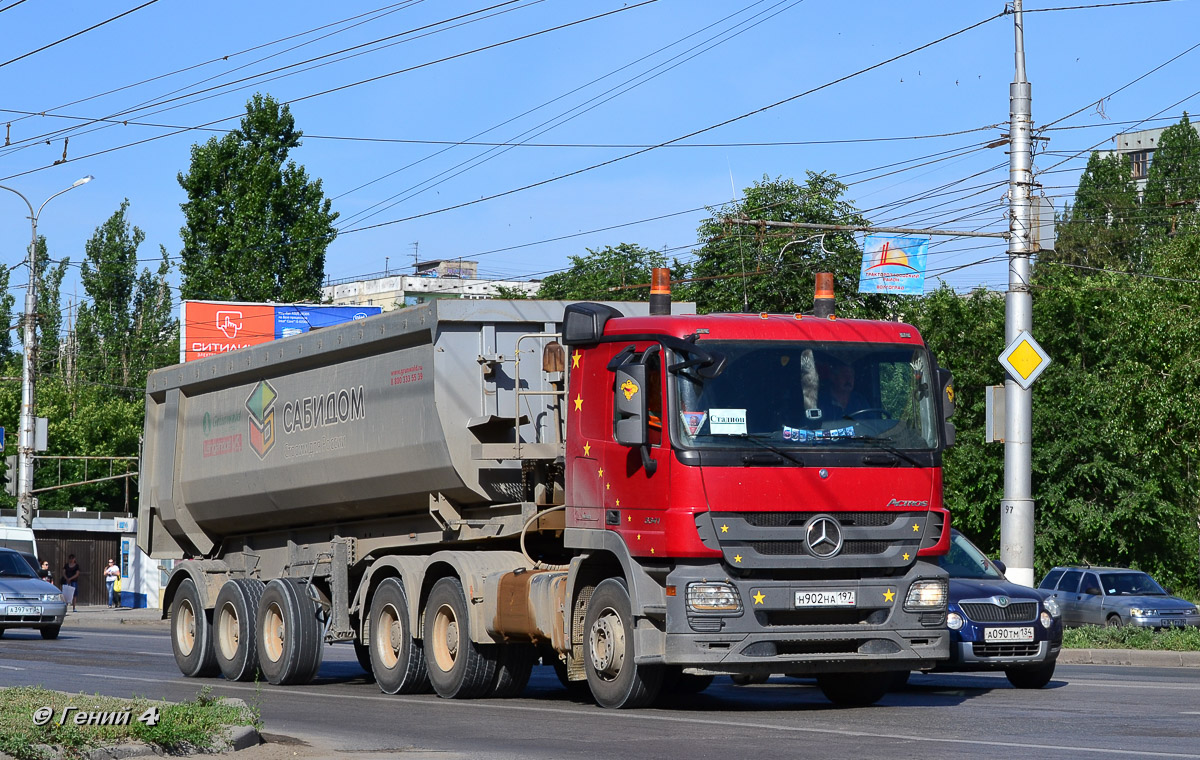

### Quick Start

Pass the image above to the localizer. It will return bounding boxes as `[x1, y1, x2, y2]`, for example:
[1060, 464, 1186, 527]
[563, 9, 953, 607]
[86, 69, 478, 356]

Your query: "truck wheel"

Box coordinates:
[1005, 662, 1055, 689]
[214, 579, 265, 682]
[257, 578, 325, 685]
[489, 643, 536, 698]
[816, 673, 890, 707]
[583, 578, 663, 709]
[170, 579, 219, 678]
[369, 578, 429, 694]
[423, 577, 498, 699]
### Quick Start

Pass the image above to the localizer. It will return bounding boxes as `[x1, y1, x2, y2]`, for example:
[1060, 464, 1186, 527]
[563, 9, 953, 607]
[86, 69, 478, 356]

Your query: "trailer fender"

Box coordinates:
[562, 528, 665, 662]
[161, 559, 231, 618]
[420, 550, 532, 645]
[352, 556, 426, 641]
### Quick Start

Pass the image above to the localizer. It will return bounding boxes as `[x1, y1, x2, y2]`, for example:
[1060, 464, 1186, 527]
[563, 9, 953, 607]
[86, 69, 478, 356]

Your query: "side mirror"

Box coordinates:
[937, 367, 956, 448]
[1084, 586, 1101, 596]
[613, 364, 649, 447]
[992, 558, 1006, 575]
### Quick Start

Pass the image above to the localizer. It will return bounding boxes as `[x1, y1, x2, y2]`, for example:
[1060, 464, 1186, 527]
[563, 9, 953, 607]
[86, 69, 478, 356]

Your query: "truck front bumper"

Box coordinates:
[661, 560, 948, 676]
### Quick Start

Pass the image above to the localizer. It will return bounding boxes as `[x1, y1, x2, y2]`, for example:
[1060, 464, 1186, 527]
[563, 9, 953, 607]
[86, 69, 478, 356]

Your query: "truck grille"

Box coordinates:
[961, 602, 1037, 622]
[972, 642, 1039, 657]
[741, 511, 896, 528]
[748, 540, 890, 557]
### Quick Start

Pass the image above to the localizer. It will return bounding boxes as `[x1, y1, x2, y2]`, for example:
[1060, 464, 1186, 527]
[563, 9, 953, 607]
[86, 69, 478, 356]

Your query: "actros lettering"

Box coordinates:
[283, 386, 365, 434]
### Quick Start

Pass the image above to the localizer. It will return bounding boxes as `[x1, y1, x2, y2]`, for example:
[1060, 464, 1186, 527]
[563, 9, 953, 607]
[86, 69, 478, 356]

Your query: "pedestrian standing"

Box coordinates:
[103, 558, 120, 608]
[62, 554, 80, 612]
[38, 560, 53, 583]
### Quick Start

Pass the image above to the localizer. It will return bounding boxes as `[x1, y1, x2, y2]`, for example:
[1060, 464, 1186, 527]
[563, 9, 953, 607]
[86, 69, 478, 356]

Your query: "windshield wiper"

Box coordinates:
[729, 434, 805, 467]
[847, 435, 922, 467]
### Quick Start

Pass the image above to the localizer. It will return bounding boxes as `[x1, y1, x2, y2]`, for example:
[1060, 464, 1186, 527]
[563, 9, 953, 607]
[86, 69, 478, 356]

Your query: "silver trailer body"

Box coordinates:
[139, 299, 684, 559]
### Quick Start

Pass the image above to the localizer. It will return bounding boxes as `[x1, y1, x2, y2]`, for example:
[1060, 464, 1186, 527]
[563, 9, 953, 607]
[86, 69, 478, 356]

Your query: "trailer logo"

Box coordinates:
[245, 380, 278, 459]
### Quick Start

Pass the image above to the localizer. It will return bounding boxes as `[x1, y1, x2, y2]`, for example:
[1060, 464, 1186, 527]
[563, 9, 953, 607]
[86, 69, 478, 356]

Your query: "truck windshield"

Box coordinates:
[672, 341, 939, 451]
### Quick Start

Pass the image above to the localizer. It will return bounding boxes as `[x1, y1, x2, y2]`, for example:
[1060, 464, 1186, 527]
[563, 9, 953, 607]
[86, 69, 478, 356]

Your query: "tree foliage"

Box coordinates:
[537, 243, 670, 301]
[1047, 151, 1141, 272]
[1143, 114, 1200, 238]
[178, 93, 338, 303]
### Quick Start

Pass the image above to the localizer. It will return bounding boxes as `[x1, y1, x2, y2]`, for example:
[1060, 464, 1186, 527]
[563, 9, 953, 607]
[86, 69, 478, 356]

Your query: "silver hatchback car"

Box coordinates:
[1038, 566, 1200, 629]
[0, 547, 67, 639]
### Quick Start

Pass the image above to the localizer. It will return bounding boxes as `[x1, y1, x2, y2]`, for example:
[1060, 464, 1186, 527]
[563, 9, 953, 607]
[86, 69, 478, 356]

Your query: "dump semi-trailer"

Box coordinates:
[140, 275, 956, 708]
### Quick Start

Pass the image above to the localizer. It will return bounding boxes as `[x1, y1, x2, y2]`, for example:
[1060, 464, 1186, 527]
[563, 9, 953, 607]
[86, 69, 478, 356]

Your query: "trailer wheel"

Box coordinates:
[369, 578, 429, 694]
[816, 672, 890, 707]
[213, 579, 265, 682]
[257, 578, 324, 685]
[583, 578, 663, 709]
[488, 643, 536, 698]
[170, 578, 219, 678]
[353, 642, 375, 681]
[423, 577, 497, 699]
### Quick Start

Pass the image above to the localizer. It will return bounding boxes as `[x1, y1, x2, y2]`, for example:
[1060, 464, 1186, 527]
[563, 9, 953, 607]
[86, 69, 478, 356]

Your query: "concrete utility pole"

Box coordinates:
[1002, 0, 1037, 587]
[0, 176, 93, 528]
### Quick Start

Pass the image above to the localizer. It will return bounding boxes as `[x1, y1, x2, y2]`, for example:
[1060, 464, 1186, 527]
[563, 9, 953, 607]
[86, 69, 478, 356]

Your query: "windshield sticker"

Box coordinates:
[680, 411, 707, 436]
[784, 425, 855, 442]
[620, 378, 639, 400]
[709, 409, 747, 435]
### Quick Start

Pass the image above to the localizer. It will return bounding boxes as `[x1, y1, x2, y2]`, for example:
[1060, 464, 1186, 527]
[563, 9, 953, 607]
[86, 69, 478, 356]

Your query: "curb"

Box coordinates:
[1057, 648, 1200, 668]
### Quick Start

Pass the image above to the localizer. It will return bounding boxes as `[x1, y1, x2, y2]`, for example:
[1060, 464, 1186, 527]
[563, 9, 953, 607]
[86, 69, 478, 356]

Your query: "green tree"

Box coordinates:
[1143, 114, 1200, 237]
[537, 243, 671, 301]
[686, 173, 889, 317]
[25, 236, 67, 378]
[76, 201, 177, 393]
[1048, 151, 1142, 271]
[178, 93, 338, 303]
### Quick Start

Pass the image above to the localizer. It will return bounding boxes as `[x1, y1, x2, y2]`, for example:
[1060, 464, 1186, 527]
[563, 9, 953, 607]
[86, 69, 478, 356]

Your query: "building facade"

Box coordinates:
[321, 259, 541, 311]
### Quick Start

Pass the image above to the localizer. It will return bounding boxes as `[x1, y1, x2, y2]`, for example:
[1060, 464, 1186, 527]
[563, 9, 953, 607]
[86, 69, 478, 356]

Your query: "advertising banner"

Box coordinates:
[181, 301, 381, 362]
[857, 235, 929, 296]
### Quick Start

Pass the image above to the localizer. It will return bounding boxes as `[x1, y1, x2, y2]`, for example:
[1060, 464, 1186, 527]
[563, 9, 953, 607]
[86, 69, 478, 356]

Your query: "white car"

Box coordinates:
[0, 547, 67, 639]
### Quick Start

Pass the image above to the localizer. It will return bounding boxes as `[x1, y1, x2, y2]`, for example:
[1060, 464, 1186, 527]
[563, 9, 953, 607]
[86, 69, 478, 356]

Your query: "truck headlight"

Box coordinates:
[946, 612, 963, 630]
[687, 582, 742, 612]
[1042, 597, 1060, 617]
[903, 579, 947, 611]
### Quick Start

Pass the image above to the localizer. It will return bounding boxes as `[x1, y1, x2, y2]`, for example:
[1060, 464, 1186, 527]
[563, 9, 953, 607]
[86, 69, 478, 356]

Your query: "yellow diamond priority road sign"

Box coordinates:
[998, 330, 1051, 390]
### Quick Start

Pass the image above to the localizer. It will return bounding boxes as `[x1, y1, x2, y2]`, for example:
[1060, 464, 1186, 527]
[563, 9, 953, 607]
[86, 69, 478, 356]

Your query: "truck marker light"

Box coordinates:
[574, 395, 583, 411]
[571, 353, 580, 369]
[883, 589, 895, 603]
[720, 524, 729, 533]
[753, 591, 765, 605]
[583, 442, 591, 456]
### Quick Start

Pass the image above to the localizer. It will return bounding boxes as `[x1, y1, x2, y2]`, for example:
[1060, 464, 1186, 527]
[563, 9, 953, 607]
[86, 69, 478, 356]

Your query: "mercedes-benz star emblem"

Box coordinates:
[804, 515, 844, 558]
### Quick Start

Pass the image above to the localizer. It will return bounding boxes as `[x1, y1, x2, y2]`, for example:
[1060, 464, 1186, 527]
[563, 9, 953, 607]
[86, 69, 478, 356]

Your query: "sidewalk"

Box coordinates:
[62, 603, 167, 629]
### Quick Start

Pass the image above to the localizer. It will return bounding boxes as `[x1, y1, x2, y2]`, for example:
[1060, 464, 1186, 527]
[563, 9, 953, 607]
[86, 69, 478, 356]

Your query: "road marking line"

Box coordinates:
[0, 665, 25, 671]
[81, 674, 1200, 758]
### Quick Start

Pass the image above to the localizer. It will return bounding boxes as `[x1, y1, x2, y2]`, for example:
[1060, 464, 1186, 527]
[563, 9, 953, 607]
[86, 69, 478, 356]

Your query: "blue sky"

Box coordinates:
[0, 0, 1196, 318]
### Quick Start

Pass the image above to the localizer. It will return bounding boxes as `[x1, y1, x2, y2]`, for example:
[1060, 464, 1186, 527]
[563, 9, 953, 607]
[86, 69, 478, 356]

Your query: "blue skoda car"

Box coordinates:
[925, 530, 1063, 689]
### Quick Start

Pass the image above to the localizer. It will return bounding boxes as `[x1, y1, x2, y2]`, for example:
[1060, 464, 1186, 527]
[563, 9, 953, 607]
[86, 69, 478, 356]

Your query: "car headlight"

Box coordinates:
[41, 593, 63, 602]
[1187, 608, 1198, 616]
[904, 579, 947, 610]
[687, 582, 742, 612]
[1040, 611, 1054, 629]
[1129, 607, 1150, 617]
[1042, 597, 1061, 617]
[946, 612, 963, 630]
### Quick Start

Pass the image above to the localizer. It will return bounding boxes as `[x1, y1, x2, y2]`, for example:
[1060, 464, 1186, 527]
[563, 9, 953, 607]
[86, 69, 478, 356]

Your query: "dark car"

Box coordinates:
[921, 530, 1062, 689]
[0, 547, 67, 639]
[1039, 566, 1199, 629]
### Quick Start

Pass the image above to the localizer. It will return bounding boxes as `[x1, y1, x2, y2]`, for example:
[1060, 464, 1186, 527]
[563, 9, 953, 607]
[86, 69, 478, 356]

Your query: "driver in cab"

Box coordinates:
[818, 360, 866, 421]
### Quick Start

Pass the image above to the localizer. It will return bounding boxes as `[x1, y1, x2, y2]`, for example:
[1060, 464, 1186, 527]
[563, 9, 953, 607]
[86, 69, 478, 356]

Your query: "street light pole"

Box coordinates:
[0, 175, 94, 528]
[1002, 1, 1037, 587]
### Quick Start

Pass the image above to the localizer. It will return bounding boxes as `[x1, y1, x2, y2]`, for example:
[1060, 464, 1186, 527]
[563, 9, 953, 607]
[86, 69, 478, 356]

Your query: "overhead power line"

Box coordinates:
[0, 0, 164, 70]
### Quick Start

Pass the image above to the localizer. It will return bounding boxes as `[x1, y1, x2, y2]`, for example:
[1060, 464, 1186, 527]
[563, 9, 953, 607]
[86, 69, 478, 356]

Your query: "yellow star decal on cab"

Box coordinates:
[583, 441, 591, 457]
[912, 524, 920, 532]
[597, 467, 604, 478]
[733, 554, 743, 563]
[574, 395, 583, 411]
[606, 483, 610, 490]
[883, 588, 895, 603]
[720, 524, 729, 533]
[902, 553, 910, 561]
[650, 548, 655, 554]
[637, 534, 641, 540]
[618, 500, 622, 508]
[752, 591, 765, 605]
[571, 353, 580, 369]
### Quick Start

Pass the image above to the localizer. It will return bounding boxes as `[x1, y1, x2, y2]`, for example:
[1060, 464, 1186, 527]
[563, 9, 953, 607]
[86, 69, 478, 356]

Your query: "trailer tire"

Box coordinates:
[213, 579, 265, 682]
[583, 578, 663, 709]
[816, 672, 890, 707]
[171, 578, 219, 678]
[257, 579, 324, 685]
[369, 578, 429, 694]
[423, 577, 497, 699]
[488, 643, 536, 698]
[353, 642, 375, 681]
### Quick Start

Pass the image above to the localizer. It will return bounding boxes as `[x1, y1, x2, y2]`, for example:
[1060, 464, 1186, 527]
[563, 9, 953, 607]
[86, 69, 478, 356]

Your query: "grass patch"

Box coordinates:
[0, 686, 258, 760]
[1063, 625, 1200, 651]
